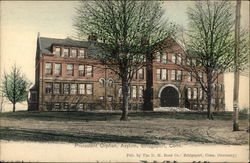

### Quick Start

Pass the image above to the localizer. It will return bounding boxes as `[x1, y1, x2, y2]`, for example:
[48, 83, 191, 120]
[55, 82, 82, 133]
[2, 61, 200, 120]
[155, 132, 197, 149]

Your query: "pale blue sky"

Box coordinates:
[1, 1, 248, 82]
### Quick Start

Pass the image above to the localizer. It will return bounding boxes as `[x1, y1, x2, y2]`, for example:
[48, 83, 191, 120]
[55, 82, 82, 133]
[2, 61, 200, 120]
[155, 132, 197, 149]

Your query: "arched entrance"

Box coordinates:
[160, 86, 179, 107]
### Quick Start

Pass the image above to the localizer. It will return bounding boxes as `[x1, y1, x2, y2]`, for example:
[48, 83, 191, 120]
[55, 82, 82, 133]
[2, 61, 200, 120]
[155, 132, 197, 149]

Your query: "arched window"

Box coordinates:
[99, 78, 105, 87]
[108, 78, 114, 87]
[118, 88, 122, 98]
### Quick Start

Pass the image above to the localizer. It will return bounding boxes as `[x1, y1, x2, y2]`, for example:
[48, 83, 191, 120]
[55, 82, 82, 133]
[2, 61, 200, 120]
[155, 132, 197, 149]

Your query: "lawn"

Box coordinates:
[0, 110, 248, 145]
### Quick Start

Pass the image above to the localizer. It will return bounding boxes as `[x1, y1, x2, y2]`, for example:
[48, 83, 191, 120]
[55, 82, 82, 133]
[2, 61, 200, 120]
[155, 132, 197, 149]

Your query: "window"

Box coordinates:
[63, 103, 69, 110]
[118, 88, 122, 98]
[212, 98, 215, 104]
[86, 65, 93, 77]
[187, 88, 192, 99]
[156, 69, 161, 80]
[192, 58, 196, 66]
[171, 70, 176, 81]
[162, 69, 167, 80]
[130, 71, 136, 79]
[45, 63, 53, 75]
[46, 102, 53, 111]
[63, 83, 70, 94]
[54, 47, 61, 57]
[139, 86, 144, 98]
[108, 79, 114, 87]
[172, 54, 176, 63]
[177, 54, 182, 65]
[86, 84, 93, 95]
[162, 52, 167, 63]
[79, 84, 85, 95]
[187, 72, 192, 82]
[53, 83, 60, 94]
[156, 52, 161, 62]
[79, 49, 85, 58]
[67, 64, 74, 76]
[63, 48, 69, 57]
[99, 96, 104, 101]
[108, 96, 113, 102]
[99, 78, 105, 87]
[70, 84, 77, 94]
[212, 83, 215, 90]
[177, 70, 182, 81]
[70, 103, 77, 110]
[138, 69, 144, 79]
[193, 88, 197, 99]
[221, 84, 224, 91]
[218, 99, 222, 105]
[78, 103, 84, 110]
[132, 86, 137, 98]
[54, 103, 61, 110]
[55, 63, 62, 76]
[79, 65, 85, 76]
[218, 84, 223, 91]
[71, 49, 77, 58]
[199, 88, 203, 99]
[199, 72, 203, 81]
[45, 83, 52, 94]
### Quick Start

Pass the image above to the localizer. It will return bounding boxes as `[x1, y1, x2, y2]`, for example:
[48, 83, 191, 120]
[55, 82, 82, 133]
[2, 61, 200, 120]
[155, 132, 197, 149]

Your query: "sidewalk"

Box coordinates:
[1, 140, 248, 162]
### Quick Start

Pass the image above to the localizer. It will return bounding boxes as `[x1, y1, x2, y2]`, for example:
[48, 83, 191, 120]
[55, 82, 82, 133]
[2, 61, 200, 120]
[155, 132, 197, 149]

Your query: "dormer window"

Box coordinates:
[177, 54, 182, 65]
[54, 47, 61, 57]
[162, 52, 167, 63]
[156, 52, 161, 62]
[172, 53, 176, 63]
[71, 49, 77, 58]
[79, 49, 85, 58]
[63, 48, 69, 57]
[138, 68, 144, 79]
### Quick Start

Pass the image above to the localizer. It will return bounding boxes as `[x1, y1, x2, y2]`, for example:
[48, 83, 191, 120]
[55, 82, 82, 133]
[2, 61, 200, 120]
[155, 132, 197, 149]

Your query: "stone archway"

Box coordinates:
[158, 84, 179, 107]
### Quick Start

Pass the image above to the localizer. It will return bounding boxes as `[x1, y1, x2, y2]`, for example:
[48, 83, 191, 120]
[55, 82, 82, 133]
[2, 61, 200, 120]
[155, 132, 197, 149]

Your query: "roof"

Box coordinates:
[39, 37, 101, 58]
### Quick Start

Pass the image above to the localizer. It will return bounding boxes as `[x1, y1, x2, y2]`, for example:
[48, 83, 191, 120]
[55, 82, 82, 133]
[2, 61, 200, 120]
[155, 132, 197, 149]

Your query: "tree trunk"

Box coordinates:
[13, 103, 16, 112]
[206, 74, 214, 120]
[233, 0, 241, 131]
[120, 76, 129, 121]
[144, 52, 154, 111]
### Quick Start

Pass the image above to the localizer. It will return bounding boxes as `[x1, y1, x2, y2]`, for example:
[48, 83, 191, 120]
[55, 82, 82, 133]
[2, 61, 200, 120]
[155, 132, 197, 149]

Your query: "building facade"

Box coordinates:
[28, 35, 225, 111]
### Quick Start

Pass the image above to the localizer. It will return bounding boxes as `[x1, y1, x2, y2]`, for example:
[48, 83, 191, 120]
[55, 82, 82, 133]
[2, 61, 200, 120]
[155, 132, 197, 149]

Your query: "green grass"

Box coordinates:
[0, 111, 248, 144]
[0, 127, 158, 144]
[0, 110, 248, 122]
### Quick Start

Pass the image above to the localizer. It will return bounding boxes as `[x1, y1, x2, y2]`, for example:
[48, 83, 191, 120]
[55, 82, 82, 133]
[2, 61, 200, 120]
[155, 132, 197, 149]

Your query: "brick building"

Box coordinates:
[28, 34, 225, 111]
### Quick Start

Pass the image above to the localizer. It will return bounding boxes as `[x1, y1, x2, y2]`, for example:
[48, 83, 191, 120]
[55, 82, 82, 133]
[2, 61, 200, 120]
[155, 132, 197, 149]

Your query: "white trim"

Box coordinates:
[158, 84, 180, 98]
[99, 78, 106, 82]
[108, 78, 114, 82]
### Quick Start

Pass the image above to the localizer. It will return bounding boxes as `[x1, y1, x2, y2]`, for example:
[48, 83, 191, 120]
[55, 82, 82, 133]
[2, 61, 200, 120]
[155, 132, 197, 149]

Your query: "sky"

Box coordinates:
[0, 1, 249, 111]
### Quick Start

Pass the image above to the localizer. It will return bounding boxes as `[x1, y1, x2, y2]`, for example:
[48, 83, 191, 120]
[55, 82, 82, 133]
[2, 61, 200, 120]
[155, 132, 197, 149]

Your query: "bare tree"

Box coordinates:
[179, 1, 248, 119]
[233, 0, 241, 131]
[74, 0, 176, 120]
[2, 65, 30, 112]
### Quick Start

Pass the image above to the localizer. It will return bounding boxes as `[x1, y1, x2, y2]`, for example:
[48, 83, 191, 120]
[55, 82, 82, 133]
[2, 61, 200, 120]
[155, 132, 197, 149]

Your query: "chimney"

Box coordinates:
[88, 33, 97, 41]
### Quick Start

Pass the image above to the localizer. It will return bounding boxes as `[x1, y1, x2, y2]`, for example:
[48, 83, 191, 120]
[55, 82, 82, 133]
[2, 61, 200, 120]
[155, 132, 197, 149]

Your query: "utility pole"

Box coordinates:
[233, 0, 241, 131]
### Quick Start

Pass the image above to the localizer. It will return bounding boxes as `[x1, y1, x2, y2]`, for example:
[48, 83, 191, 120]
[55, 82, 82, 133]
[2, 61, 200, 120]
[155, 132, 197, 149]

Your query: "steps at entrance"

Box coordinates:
[154, 107, 191, 112]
